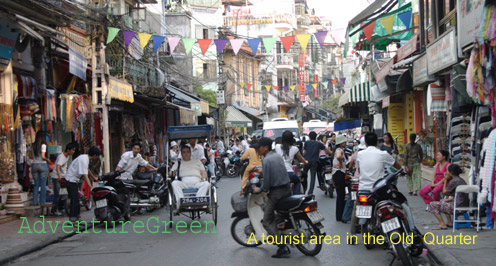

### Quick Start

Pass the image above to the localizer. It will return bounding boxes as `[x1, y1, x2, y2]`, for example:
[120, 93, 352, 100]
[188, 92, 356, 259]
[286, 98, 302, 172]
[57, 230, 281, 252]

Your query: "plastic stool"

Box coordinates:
[454, 212, 471, 229]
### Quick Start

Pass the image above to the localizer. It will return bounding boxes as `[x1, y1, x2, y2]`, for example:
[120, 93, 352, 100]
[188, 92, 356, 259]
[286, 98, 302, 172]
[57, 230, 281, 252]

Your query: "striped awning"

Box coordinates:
[349, 82, 371, 103]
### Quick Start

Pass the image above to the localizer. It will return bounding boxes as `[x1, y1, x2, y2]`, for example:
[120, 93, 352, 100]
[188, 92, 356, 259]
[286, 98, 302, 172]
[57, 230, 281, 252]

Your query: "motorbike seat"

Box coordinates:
[135, 172, 153, 180]
[123, 179, 152, 186]
[182, 188, 199, 193]
[276, 195, 312, 211]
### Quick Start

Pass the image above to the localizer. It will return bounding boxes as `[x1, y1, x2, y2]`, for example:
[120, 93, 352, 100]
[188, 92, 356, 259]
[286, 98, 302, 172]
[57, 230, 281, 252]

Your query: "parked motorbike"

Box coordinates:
[91, 170, 131, 222]
[230, 167, 325, 256]
[214, 150, 225, 180]
[59, 179, 91, 216]
[319, 155, 334, 198]
[123, 167, 168, 214]
[357, 169, 424, 266]
[225, 150, 242, 178]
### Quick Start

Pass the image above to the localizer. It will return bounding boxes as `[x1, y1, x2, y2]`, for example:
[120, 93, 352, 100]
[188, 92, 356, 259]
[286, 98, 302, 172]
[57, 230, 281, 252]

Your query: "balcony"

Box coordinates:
[223, 13, 295, 29]
[276, 54, 294, 70]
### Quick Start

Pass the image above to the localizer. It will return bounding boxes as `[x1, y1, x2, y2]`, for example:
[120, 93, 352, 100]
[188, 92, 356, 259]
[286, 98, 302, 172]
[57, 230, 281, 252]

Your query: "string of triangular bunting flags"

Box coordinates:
[237, 80, 343, 93]
[106, 27, 331, 56]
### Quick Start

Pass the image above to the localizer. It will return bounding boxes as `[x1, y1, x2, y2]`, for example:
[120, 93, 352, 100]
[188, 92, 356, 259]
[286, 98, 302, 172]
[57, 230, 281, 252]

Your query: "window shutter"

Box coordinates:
[195, 25, 203, 39]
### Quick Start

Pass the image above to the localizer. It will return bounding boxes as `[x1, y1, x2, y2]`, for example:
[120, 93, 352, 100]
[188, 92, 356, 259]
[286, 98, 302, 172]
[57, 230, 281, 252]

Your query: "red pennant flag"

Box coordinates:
[247, 84, 252, 90]
[197, 39, 212, 55]
[273, 86, 279, 91]
[362, 21, 376, 42]
[331, 80, 337, 85]
[280, 36, 295, 53]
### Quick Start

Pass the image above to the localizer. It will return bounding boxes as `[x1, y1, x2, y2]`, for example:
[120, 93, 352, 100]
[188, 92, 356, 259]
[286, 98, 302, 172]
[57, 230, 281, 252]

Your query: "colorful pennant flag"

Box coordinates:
[152, 35, 165, 53]
[331, 80, 337, 85]
[197, 39, 212, 55]
[247, 84, 252, 90]
[296, 34, 312, 51]
[262, 37, 277, 54]
[257, 84, 262, 91]
[182, 38, 195, 55]
[340, 78, 346, 84]
[214, 39, 228, 54]
[107, 27, 120, 44]
[230, 39, 245, 55]
[290, 85, 296, 91]
[379, 16, 395, 35]
[138, 33, 152, 50]
[283, 86, 288, 93]
[398, 10, 412, 28]
[306, 84, 312, 94]
[314, 31, 328, 48]
[247, 38, 261, 55]
[363, 21, 377, 42]
[168, 36, 181, 54]
[321, 81, 328, 88]
[273, 86, 279, 91]
[280, 36, 295, 52]
[240, 82, 245, 89]
[314, 85, 319, 98]
[122, 30, 136, 49]
[265, 85, 271, 91]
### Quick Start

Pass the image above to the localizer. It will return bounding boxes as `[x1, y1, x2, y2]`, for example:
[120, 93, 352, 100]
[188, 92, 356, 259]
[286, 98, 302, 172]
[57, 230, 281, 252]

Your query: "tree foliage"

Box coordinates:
[321, 94, 343, 117]
[194, 82, 217, 107]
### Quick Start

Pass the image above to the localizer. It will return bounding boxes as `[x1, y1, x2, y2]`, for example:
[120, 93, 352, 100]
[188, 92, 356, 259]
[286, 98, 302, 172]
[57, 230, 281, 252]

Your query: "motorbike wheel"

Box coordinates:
[230, 217, 262, 247]
[129, 192, 140, 215]
[361, 223, 375, 250]
[64, 199, 71, 217]
[294, 217, 323, 256]
[327, 185, 334, 198]
[394, 242, 414, 266]
[226, 165, 239, 178]
[106, 211, 113, 223]
[168, 191, 174, 227]
[215, 166, 224, 180]
[210, 187, 218, 225]
[85, 196, 92, 211]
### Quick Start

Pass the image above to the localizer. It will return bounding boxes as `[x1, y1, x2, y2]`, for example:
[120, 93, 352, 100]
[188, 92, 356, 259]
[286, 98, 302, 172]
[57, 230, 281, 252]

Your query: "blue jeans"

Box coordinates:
[51, 178, 61, 211]
[288, 171, 301, 195]
[32, 163, 48, 205]
[342, 193, 354, 221]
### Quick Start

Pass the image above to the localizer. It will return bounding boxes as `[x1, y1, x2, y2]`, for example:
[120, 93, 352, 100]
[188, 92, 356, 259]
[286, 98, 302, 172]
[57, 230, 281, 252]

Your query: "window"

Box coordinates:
[202, 61, 216, 80]
[203, 29, 209, 39]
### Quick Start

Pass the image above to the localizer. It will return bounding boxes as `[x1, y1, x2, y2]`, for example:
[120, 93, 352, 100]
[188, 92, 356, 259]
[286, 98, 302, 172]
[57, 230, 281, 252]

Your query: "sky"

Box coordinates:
[307, 0, 373, 30]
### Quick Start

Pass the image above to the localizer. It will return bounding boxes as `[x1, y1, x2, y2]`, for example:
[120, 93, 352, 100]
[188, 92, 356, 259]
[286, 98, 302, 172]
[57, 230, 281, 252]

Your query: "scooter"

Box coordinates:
[230, 167, 325, 256]
[357, 169, 424, 266]
[91, 170, 131, 222]
[319, 155, 334, 198]
[225, 150, 242, 178]
[59, 179, 91, 216]
[214, 150, 224, 180]
[123, 167, 168, 214]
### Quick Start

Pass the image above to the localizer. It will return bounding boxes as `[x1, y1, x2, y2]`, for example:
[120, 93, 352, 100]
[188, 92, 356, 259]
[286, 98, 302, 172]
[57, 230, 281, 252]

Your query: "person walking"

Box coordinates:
[302, 131, 332, 195]
[51, 143, 76, 215]
[404, 133, 423, 195]
[419, 150, 450, 204]
[380, 133, 399, 155]
[275, 131, 308, 195]
[332, 135, 348, 222]
[31, 131, 50, 206]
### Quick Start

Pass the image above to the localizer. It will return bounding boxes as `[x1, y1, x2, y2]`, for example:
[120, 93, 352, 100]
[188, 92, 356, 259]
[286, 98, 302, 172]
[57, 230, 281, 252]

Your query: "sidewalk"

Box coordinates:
[405, 165, 495, 266]
[0, 209, 94, 265]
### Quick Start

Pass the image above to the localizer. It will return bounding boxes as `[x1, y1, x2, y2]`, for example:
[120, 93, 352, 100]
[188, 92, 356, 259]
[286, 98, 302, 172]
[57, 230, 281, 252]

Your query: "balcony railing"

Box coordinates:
[223, 13, 295, 27]
[276, 54, 294, 67]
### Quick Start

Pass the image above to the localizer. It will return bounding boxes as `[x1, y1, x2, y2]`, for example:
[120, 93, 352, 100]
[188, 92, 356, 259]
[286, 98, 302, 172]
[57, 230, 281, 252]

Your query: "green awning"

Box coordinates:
[225, 106, 252, 128]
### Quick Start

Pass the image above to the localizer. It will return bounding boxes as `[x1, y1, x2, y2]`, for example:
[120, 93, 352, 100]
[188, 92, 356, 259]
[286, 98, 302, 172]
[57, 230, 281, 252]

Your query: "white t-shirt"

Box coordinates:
[171, 159, 204, 178]
[65, 154, 89, 183]
[357, 146, 396, 191]
[33, 144, 47, 164]
[117, 151, 149, 180]
[275, 144, 300, 172]
[178, 144, 206, 161]
[52, 153, 69, 179]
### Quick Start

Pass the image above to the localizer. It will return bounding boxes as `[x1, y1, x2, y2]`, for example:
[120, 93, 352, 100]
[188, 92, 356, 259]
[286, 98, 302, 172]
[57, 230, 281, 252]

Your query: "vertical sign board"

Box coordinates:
[0, 18, 18, 72]
[406, 94, 415, 139]
[69, 48, 88, 81]
[457, 0, 485, 57]
[298, 53, 305, 101]
[216, 90, 225, 105]
[426, 30, 457, 75]
[387, 103, 406, 154]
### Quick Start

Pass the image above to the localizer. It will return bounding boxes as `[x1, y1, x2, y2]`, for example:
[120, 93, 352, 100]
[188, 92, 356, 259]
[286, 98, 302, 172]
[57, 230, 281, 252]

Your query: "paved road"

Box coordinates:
[8, 176, 431, 266]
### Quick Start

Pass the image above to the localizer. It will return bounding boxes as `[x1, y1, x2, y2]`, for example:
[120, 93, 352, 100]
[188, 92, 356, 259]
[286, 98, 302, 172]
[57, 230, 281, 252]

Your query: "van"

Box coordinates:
[302, 120, 328, 135]
[262, 118, 300, 140]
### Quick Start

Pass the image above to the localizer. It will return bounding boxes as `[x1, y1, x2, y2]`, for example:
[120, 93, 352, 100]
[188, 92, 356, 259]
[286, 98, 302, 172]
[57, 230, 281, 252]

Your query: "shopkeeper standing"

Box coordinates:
[31, 131, 50, 206]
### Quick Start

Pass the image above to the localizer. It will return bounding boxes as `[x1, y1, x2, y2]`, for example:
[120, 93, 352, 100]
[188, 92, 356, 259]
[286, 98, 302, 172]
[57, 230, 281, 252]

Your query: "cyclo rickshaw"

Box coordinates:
[166, 125, 218, 226]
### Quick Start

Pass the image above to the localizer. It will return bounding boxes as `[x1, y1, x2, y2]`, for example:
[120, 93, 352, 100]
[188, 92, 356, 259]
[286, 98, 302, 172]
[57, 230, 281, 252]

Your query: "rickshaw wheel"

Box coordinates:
[168, 189, 174, 227]
[211, 186, 218, 225]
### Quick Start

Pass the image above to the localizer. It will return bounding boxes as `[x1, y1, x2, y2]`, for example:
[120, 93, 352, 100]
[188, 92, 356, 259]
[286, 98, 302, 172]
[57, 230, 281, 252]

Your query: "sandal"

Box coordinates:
[446, 224, 453, 228]
[432, 226, 447, 230]
[408, 191, 413, 195]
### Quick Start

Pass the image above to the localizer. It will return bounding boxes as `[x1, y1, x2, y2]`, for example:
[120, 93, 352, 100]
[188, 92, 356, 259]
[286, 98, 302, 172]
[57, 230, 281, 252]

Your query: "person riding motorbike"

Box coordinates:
[170, 146, 210, 210]
[240, 139, 262, 191]
[116, 143, 157, 180]
[275, 131, 307, 195]
[252, 137, 292, 258]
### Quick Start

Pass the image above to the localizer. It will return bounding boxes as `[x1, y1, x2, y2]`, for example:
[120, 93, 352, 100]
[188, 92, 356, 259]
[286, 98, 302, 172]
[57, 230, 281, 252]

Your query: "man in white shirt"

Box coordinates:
[116, 143, 157, 180]
[170, 146, 210, 210]
[231, 138, 244, 154]
[240, 136, 250, 154]
[178, 138, 207, 164]
[65, 146, 101, 222]
[215, 136, 225, 153]
[51, 143, 76, 216]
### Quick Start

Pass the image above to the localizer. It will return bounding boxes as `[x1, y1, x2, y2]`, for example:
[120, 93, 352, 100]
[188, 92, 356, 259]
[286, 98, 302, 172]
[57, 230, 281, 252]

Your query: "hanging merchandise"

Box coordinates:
[16, 75, 38, 99]
[43, 89, 56, 121]
[479, 128, 496, 220]
[60, 94, 92, 142]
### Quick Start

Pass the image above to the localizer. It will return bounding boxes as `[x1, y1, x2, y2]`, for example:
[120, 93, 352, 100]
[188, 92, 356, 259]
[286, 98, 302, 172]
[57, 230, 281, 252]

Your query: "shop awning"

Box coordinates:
[396, 69, 412, 92]
[233, 104, 263, 116]
[392, 54, 421, 69]
[348, 0, 397, 29]
[334, 120, 362, 131]
[338, 90, 351, 107]
[350, 82, 371, 103]
[167, 85, 200, 104]
[226, 106, 252, 128]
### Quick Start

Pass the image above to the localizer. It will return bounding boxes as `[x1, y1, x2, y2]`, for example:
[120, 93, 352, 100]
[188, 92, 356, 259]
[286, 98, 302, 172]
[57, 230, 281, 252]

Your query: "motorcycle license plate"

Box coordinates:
[325, 173, 332, 181]
[351, 191, 357, 201]
[381, 217, 401, 233]
[356, 205, 372, 218]
[60, 188, 68, 195]
[96, 199, 107, 208]
[307, 210, 325, 224]
[180, 197, 210, 204]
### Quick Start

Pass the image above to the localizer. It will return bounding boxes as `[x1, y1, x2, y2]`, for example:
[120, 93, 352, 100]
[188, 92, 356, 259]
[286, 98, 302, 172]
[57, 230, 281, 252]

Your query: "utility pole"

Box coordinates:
[217, 29, 226, 142]
[91, 0, 110, 172]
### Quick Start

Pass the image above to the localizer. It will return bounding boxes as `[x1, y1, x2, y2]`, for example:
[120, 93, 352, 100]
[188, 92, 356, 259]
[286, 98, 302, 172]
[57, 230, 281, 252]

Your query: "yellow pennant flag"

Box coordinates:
[138, 33, 152, 50]
[240, 82, 245, 88]
[312, 83, 318, 89]
[290, 85, 296, 91]
[265, 85, 271, 91]
[296, 34, 312, 51]
[380, 16, 395, 35]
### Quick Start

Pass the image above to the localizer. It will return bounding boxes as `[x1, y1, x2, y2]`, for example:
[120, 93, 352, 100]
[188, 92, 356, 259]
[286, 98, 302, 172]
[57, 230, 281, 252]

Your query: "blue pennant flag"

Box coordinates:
[306, 84, 312, 94]
[152, 35, 166, 53]
[398, 11, 412, 29]
[247, 38, 261, 55]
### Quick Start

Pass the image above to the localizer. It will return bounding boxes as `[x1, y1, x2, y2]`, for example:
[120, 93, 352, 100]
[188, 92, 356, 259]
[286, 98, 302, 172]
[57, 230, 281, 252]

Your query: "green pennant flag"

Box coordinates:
[322, 81, 328, 88]
[257, 84, 262, 91]
[262, 37, 277, 54]
[107, 27, 120, 44]
[182, 38, 196, 55]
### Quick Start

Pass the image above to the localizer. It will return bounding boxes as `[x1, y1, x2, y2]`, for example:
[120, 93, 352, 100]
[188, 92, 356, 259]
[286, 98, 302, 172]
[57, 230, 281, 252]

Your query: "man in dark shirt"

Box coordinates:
[253, 137, 291, 258]
[303, 131, 332, 195]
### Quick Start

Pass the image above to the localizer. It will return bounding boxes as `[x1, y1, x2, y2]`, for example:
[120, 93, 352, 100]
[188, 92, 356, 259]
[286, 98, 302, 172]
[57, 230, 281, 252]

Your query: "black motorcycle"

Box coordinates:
[123, 167, 168, 214]
[92, 170, 131, 222]
[318, 155, 334, 198]
[357, 169, 424, 266]
[225, 150, 243, 178]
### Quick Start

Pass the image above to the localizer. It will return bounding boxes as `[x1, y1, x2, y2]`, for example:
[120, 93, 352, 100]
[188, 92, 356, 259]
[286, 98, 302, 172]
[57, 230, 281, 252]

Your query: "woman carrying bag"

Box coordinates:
[31, 131, 50, 205]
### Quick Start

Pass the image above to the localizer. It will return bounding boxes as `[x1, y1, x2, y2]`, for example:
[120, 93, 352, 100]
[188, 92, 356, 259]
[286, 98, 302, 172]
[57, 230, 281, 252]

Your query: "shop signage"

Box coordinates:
[426, 30, 457, 75]
[387, 103, 406, 153]
[69, 48, 88, 81]
[457, 0, 484, 57]
[374, 58, 394, 82]
[191, 102, 201, 116]
[201, 100, 209, 114]
[216, 90, 225, 105]
[108, 76, 134, 103]
[298, 53, 305, 101]
[397, 34, 418, 61]
[412, 54, 435, 86]
[0, 18, 18, 72]
[382, 96, 390, 108]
